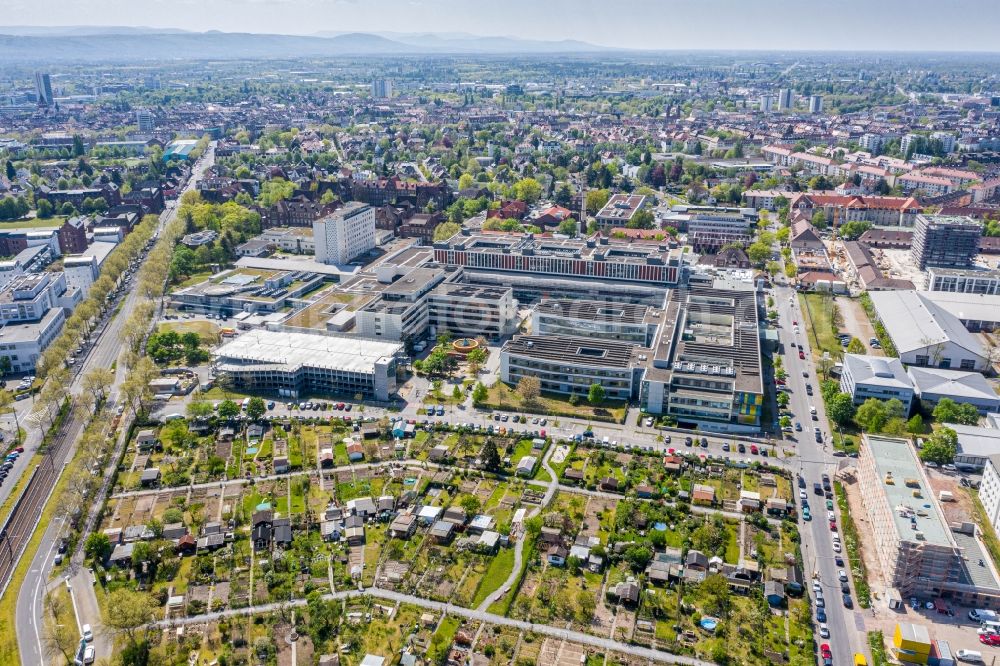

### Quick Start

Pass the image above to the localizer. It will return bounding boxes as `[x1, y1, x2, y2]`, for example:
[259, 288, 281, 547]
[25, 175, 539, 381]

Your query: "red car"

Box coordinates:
[793, 320, 798, 326]
[798, 351, 805, 360]
[829, 521, 837, 531]
[980, 634, 1000, 646]
[750, 444, 759, 454]
[820, 644, 832, 658]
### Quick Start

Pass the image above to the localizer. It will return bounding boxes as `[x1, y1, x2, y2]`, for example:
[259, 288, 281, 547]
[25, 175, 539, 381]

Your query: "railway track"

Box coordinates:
[0, 406, 81, 594]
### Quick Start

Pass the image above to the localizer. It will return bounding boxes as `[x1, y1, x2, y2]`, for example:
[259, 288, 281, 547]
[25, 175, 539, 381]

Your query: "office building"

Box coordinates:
[594, 194, 648, 229]
[63, 242, 116, 297]
[355, 267, 517, 342]
[0, 308, 66, 374]
[532, 299, 660, 346]
[34, 72, 53, 106]
[839, 354, 914, 407]
[314, 202, 376, 265]
[856, 435, 1000, 605]
[434, 232, 682, 288]
[910, 214, 981, 270]
[686, 212, 753, 253]
[808, 95, 823, 114]
[135, 108, 155, 132]
[640, 275, 764, 430]
[500, 334, 639, 402]
[777, 88, 793, 110]
[371, 79, 393, 99]
[213, 329, 403, 401]
[759, 95, 773, 113]
[926, 267, 1000, 296]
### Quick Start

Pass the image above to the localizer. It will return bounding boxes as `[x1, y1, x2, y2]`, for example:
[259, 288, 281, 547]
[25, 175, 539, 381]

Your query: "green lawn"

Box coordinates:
[158, 320, 220, 344]
[798, 292, 842, 360]
[0, 215, 65, 229]
[471, 547, 516, 608]
[483, 382, 627, 423]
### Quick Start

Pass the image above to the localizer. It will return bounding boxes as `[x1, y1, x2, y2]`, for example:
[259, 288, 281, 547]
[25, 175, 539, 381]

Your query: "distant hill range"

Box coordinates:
[0, 26, 616, 62]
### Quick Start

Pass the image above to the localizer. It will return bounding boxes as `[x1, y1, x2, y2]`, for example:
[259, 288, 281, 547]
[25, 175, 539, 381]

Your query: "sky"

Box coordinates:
[2, 0, 1000, 52]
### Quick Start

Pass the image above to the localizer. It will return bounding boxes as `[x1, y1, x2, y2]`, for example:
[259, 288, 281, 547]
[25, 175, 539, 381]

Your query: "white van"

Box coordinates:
[163, 413, 184, 422]
[81, 623, 93, 642]
[956, 650, 983, 663]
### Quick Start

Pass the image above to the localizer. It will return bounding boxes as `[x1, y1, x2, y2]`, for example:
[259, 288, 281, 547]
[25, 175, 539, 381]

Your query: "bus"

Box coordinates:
[854, 654, 867, 666]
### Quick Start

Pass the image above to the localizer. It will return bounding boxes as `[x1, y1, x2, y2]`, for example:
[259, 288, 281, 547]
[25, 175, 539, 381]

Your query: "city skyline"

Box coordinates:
[2, 0, 1000, 52]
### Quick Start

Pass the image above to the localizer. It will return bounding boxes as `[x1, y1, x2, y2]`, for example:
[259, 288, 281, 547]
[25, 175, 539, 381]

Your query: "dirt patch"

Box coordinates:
[538, 637, 588, 666]
[924, 468, 975, 523]
[835, 296, 883, 355]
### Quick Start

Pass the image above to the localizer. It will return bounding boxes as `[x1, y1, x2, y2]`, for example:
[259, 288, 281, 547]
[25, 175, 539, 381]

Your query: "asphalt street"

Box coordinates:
[16, 146, 215, 666]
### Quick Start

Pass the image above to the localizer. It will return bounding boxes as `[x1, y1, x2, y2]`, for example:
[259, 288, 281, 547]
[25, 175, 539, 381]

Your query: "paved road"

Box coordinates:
[774, 282, 865, 666]
[154, 585, 714, 666]
[17, 146, 216, 666]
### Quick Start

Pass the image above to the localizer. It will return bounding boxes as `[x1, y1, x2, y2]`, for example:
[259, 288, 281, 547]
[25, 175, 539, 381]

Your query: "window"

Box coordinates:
[960, 359, 976, 370]
[939, 358, 951, 369]
[915, 355, 929, 366]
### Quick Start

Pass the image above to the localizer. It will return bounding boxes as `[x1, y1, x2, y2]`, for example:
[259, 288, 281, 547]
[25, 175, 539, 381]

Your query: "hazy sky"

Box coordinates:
[3, 0, 1000, 51]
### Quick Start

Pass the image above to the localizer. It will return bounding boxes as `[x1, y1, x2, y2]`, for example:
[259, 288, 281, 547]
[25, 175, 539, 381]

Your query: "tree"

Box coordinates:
[84, 532, 112, 563]
[246, 396, 266, 421]
[513, 178, 542, 204]
[481, 437, 501, 471]
[932, 398, 980, 425]
[72, 135, 85, 157]
[839, 220, 872, 241]
[42, 591, 79, 664]
[827, 393, 856, 427]
[35, 198, 54, 219]
[575, 589, 597, 623]
[472, 382, 488, 405]
[460, 495, 481, 516]
[452, 384, 462, 400]
[433, 221, 461, 242]
[466, 347, 487, 374]
[4, 160, 14, 181]
[906, 414, 925, 434]
[747, 242, 771, 266]
[104, 589, 156, 648]
[919, 427, 958, 465]
[811, 211, 827, 229]
[517, 376, 541, 404]
[854, 398, 889, 432]
[187, 400, 215, 419]
[556, 217, 579, 237]
[585, 189, 610, 215]
[587, 382, 606, 405]
[217, 399, 240, 420]
[626, 209, 655, 230]
[846, 338, 866, 354]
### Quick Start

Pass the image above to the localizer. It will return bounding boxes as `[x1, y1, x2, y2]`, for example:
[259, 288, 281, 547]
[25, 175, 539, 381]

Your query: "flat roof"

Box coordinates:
[0, 307, 63, 343]
[438, 232, 678, 267]
[535, 299, 651, 326]
[502, 334, 636, 369]
[236, 256, 360, 277]
[865, 435, 951, 547]
[215, 329, 401, 375]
